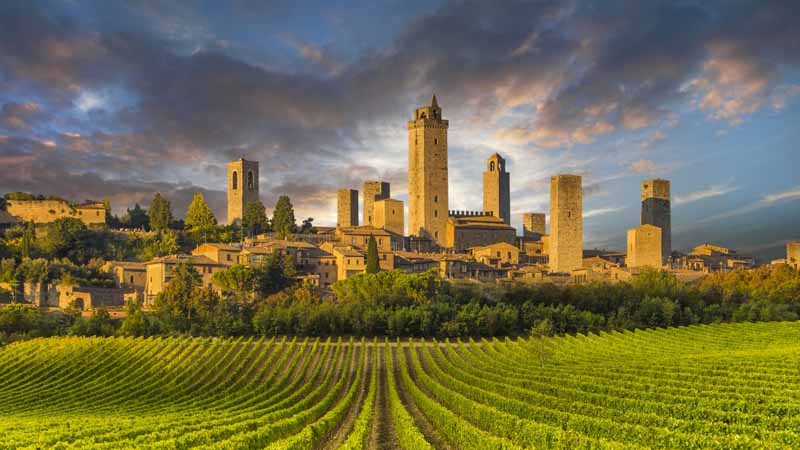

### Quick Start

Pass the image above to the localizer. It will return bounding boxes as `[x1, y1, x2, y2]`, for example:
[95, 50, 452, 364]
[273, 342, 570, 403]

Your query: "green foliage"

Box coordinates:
[299, 217, 314, 234]
[154, 263, 202, 332]
[212, 264, 256, 299]
[242, 201, 269, 237]
[148, 193, 173, 232]
[271, 195, 296, 239]
[0, 304, 59, 339]
[119, 301, 165, 337]
[122, 203, 150, 229]
[20, 222, 34, 259]
[140, 231, 179, 260]
[185, 192, 217, 230]
[41, 218, 87, 258]
[69, 308, 117, 336]
[365, 235, 379, 274]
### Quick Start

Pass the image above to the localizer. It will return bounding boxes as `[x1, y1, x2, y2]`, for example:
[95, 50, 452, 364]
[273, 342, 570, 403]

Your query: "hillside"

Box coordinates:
[0, 321, 799, 449]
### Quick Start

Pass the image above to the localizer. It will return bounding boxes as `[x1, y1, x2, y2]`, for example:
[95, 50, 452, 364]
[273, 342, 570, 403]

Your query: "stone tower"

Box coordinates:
[408, 94, 449, 246]
[227, 158, 259, 224]
[641, 179, 671, 264]
[787, 241, 800, 270]
[363, 181, 390, 226]
[522, 212, 546, 239]
[627, 224, 663, 268]
[483, 153, 510, 224]
[337, 189, 359, 228]
[549, 174, 582, 273]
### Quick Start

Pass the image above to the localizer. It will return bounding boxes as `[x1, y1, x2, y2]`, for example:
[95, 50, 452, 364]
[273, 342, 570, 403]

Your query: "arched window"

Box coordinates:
[247, 171, 255, 190]
[232, 171, 238, 190]
[490, 161, 495, 171]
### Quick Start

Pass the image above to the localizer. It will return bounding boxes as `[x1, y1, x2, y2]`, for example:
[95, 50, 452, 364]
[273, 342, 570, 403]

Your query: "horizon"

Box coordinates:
[1, 1, 799, 262]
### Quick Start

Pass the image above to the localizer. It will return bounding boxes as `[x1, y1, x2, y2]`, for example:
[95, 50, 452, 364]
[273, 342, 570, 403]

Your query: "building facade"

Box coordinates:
[227, 158, 259, 224]
[444, 212, 516, 252]
[337, 189, 359, 228]
[408, 94, 449, 247]
[363, 181, 390, 226]
[549, 174, 583, 273]
[483, 153, 510, 224]
[626, 224, 663, 268]
[641, 179, 671, 263]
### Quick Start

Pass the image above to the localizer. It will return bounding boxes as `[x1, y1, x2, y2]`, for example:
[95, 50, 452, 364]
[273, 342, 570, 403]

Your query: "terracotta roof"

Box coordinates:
[146, 254, 221, 266]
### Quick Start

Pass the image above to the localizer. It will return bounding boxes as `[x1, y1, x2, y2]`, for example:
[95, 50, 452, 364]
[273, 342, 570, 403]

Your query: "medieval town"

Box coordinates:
[1, 95, 798, 311]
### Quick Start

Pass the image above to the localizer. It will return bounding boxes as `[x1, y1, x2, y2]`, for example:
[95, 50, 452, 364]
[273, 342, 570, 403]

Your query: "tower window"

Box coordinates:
[434, 195, 438, 203]
[232, 171, 238, 190]
[434, 210, 438, 218]
[247, 171, 255, 190]
[490, 161, 495, 172]
[434, 138, 438, 145]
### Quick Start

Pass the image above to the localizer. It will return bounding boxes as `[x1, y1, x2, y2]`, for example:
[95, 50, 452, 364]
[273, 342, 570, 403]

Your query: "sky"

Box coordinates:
[0, 0, 798, 261]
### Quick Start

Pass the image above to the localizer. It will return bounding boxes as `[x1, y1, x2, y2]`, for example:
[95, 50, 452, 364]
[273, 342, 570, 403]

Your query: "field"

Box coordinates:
[0, 322, 799, 449]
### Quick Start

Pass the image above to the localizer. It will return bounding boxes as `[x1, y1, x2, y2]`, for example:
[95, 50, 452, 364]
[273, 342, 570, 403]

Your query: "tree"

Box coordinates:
[366, 235, 379, 274]
[149, 193, 173, 232]
[531, 319, 554, 369]
[123, 204, 150, 230]
[154, 263, 201, 332]
[300, 217, 314, 234]
[271, 195, 296, 239]
[42, 218, 86, 259]
[20, 222, 34, 259]
[242, 201, 268, 237]
[0, 196, 6, 211]
[185, 192, 217, 230]
[212, 265, 256, 300]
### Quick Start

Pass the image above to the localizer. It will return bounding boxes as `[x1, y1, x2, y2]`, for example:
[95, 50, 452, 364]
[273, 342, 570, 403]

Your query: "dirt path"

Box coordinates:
[368, 345, 400, 450]
[393, 345, 453, 450]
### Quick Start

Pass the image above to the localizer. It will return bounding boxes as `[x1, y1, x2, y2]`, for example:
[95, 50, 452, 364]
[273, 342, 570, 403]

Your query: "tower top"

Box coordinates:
[431, 93, 438, 107]
[409, 94, 446, 124]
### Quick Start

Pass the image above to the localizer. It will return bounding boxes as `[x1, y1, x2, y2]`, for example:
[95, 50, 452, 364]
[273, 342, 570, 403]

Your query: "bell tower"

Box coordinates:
[227, 158, 259, 224]
[408, 94, 449, 246]
[483, 153, 510, 224]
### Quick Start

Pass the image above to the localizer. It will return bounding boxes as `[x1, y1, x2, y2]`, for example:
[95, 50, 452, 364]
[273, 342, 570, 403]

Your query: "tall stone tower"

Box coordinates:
[408, 94, 449, 246]
[549, 174, 582, 273]
[787, 241, 800, 270]
[337, 189, 359, 228]
[363, 181, 390, 226]
[641, 179, 671, 263]
[522, 212, 546, 239]
[483, 153, 510, 224]
[227, 158, 259, 224]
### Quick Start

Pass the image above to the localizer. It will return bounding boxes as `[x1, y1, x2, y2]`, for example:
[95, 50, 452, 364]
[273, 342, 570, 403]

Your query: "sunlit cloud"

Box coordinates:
[674, 182, 739, 205]
[701, 187, 800, 223]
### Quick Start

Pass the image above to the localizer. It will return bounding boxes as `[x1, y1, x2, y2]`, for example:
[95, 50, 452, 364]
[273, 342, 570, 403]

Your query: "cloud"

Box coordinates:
[674, 182, 739, 205]
[630, 159, 659, 175]
[640, 130, 666, 149]
[584, 206, 625, 219]
[701, 186, 800, 223]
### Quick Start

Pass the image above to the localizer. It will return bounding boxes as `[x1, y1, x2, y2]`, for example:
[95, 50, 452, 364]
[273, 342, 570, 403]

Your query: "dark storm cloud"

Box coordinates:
[1, 0, 799, 223]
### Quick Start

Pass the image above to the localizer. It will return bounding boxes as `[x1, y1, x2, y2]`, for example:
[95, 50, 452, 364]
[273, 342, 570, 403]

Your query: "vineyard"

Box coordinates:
[0, 321, 799, 449]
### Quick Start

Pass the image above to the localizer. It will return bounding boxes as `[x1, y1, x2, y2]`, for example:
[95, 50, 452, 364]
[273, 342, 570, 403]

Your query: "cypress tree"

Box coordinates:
[271, 195, 296, 239]
[185, 192, 217, 229]
[149, 193, 173, 232]
[366, 235, 379, 274]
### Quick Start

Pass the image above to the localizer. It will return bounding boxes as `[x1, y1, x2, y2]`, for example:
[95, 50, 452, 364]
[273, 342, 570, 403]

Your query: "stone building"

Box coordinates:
[337, 189, 359, 228]
[483, 153, 510, 224]
[471, 242, 520, 267]
[145, 255, 226, 305]
[191, 243, 242, 266]
[641, 179, 671, 263]
[373, 198, 404, 236]
[56, 283, 132, 310]
[626, 224, 663, 268]
[444, 211, 516, 252]
[227, 158, 259, 224]
[363, 181, 390, 226]
[103, 261, 146, 301]
[685, 243, 755, 272]
[408, 94, 449, 247]
[788, 241, 800, 270]
[549, 175, 583, 273]
[522, 212, 546, 239]
[5, 199, 106, 226]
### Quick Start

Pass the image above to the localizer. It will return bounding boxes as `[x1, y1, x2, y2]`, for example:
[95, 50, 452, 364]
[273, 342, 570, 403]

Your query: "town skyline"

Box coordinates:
[1, 1, 799, 261]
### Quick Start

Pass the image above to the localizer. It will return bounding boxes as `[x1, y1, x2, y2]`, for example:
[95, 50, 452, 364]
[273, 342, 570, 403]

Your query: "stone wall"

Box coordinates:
[373, 198, 404, 236]
[549, 175, 582, 273]
[522, 212, 546, 238]
[6, 199, 105, 225]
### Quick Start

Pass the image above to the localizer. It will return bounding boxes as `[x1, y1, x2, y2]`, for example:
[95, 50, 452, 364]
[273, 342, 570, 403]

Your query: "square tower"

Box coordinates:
[787, 241, 800, 270]
[522, 212, 546, 239]
[373, 198, 404, 236]
[627, 224, 663, 268]
[549, 174, 582, 273]
[227, 158, 259, 224]
[408, 94, 449, 247]
[483, 153, 511, 224]
[641, 179, 671, 263]
[363, 181, 390, 226]
[337, 189, 359, 228]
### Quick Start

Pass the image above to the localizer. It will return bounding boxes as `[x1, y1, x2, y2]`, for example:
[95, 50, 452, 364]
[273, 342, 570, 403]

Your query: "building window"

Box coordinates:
[247, 171, 255, 190]
[434, 231, 439, 239]
[232, 171, 238, 190]
[226, 254, 231, 261]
